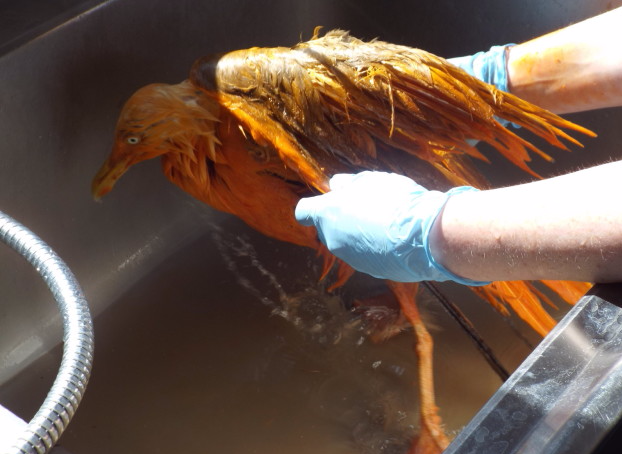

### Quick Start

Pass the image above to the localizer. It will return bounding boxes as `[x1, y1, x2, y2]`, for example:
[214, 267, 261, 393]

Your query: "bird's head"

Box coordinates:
[92, 80, 220, 199]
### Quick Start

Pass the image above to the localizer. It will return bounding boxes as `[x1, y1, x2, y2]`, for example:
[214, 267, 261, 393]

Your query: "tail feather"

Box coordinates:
[471, 281, 556, 336]
[540, 280, 592, 305]
[471, 280, 591, 337]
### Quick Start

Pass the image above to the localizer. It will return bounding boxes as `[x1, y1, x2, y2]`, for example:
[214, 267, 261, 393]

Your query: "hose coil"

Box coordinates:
[0, 212, 94, 454]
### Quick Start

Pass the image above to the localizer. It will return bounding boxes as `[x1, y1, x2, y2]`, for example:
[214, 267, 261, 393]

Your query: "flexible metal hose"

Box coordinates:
[0, 211, 94, 454]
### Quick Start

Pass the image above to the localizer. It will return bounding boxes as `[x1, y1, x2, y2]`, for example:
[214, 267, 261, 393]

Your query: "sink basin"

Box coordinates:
[0, 1, 620, 452]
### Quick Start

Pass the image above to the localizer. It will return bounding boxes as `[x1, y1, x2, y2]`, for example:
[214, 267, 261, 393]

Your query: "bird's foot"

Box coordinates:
[408, 415, 450, 454]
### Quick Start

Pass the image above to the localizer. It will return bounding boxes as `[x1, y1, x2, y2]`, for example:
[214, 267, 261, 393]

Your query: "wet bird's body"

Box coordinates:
[93, 31, 593, 453]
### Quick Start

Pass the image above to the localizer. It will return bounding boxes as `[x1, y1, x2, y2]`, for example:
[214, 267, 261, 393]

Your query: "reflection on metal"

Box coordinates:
[0, 405, 26, 452]
[445, 283, 622, 454]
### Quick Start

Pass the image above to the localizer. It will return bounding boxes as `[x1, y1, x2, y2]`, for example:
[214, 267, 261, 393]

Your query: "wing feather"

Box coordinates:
[191, 30, 594, 191]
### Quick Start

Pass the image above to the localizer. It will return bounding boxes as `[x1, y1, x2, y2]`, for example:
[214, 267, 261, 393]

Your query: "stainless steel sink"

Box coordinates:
[0, 1, 620, 452]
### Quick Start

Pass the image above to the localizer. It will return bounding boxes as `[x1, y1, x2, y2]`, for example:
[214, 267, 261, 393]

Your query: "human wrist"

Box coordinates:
[449, 44, 514, 92]
[427, 188, 491, 286]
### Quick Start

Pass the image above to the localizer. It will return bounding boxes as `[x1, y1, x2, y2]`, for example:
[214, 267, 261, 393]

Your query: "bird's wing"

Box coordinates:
[190, 30, 595, 191]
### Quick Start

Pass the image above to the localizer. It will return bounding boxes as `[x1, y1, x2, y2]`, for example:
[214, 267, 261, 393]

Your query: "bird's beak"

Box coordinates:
[91, 157, 132, 201]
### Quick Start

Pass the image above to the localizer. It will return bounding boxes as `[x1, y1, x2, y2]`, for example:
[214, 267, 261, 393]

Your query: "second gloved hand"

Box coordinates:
[448, 44, 518, 131]
[295, 171, 490, 285]
[448, 44, 513, 92]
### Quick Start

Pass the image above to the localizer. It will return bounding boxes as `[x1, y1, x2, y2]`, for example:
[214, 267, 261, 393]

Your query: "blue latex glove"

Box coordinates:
[448, 44, 518, 131]
[295, 172, 490, 286]
[448, 44, 514, 92]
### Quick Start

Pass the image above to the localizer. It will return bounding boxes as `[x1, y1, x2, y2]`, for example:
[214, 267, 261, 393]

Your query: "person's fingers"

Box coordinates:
[328, 173, 358, 191]
[294, 196, 321, 226]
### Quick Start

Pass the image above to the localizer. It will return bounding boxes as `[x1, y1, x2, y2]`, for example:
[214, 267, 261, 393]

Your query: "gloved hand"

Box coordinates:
[448, 44, 514, 92]
[295, 171, 490, 285]
[448, 44, 517, 131]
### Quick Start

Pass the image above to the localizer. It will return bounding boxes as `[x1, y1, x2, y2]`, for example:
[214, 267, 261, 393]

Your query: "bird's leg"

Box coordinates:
[387, 281, 449, 454]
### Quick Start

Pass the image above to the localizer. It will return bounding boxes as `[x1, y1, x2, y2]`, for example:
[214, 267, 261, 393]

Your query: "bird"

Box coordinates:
[92, 30, 594, 454]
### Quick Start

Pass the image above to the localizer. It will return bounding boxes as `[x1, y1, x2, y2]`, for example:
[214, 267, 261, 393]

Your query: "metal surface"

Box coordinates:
[0, 0, 104, 56]
[0, 0, 619, 389]
[0, 0, 621, 453]
[445, 284, 622, 454]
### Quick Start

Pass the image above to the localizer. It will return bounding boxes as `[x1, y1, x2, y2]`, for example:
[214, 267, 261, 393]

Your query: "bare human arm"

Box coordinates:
[507, 7, 622, 114]
[430, 8, 622, 283]
[296, 9, 622, 285]
[430, 160, 622, 283]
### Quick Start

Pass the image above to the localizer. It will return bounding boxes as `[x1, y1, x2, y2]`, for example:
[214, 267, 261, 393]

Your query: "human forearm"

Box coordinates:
[430, 161, 622, 283]
[295, 163, 622, 285]
[507, 7, 622, 114]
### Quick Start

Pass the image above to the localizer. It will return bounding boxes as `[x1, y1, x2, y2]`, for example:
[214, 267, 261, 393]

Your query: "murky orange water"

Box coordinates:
[0, 222, 539, 453]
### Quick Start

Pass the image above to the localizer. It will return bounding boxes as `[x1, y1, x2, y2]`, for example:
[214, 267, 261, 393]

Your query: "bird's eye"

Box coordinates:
[126, 136, 141, 145]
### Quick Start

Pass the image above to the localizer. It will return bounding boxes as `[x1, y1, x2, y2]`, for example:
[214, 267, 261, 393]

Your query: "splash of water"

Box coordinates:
[208, 223, 364, 346]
